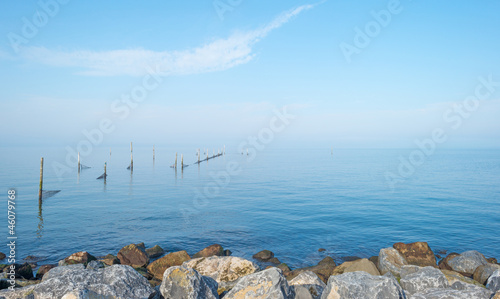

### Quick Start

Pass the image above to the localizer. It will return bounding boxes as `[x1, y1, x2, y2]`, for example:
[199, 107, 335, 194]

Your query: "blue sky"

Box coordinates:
[0, 0, 499, 148]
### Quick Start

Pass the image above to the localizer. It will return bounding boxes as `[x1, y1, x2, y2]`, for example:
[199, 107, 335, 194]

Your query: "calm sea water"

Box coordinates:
[0, 146, 499, 268]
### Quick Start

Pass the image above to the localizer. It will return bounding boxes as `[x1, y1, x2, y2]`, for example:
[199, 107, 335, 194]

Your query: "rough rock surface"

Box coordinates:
[253, 250, 274, 262]
[293, 285, 315, 299]
[100, 254, 120, 266]
[0, 264, 154, 299]
[147, 250, 191, 280]
[393, 242, 437, 267]
[285, 256, 336, 283]
[332, 258, 380, 276]
[487, 270, 500, 292]
[60, 251, 97, 266]
[183, 256, 259, 283]
[447, 250, 488, 275]
[321, 271, 406, 299]
[289, 271, 325, 299]
[145, 245, 165, 259]
[159, 265, 218, 299]
[473, 263, 500, 285]
[378, 247, 408, 276]
[441, 269, 484, 288]
[410, 281, 493, 299]
[224, 267, 294, 299]
[399, 265, 449, 296]
[117, 244, 149, 268]
[192, 244, 224, 258]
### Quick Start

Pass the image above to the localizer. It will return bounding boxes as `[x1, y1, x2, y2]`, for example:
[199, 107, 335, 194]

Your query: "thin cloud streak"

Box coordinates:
[17, 4, 315, 77]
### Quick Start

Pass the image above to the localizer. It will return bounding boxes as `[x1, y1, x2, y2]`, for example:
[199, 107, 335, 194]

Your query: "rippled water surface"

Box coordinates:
[0, 146, 499, 268]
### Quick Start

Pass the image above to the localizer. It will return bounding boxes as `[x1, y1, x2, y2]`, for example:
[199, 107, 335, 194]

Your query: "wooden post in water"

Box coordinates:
[77, 152, 80, 172]
[153, 145, 155, 161]
[38, 157, 44, 203]
[130, 142, 133, 170]
[175, 152, 178, 169]
[181, 154, 184, 169]
[104, 162, 107, 181]
[246, 148, 249, 155]
[223, 145, 225, 155]
[198, 149, 200, 163]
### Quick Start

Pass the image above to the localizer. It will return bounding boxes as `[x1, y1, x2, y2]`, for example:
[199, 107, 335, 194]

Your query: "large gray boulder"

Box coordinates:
[183, 256, 259, 284]
[159, 265, 218, 299]
[289, 271, 325, 299]
[320, 271, 406, 299]
[399, 266, 449, 296]
[487, 270, 500, 293]
[378, 247, 408, 276]
[0, 264, 154, 298]
[447, 250, 488, 275]
[224, 267, 293, 299]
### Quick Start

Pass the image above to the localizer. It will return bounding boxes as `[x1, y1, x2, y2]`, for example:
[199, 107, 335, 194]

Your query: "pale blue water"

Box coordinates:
[0, 146, 499, 268]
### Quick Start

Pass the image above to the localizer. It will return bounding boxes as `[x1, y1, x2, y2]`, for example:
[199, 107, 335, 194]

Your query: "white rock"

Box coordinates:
[224, 267, 294, 299]
[183, 256, 259, 283]
[399, 266, 449, 296]
[0, 264, 154, 299]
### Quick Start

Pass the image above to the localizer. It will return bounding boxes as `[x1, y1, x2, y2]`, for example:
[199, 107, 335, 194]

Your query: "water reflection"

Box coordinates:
[129, 169, 133, 195]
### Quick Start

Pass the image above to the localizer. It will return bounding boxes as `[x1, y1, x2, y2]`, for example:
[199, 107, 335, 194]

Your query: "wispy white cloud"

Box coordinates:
[16, 4, 315, 76]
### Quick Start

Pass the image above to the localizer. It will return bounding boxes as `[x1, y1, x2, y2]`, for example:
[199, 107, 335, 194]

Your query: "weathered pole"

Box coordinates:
[181, 154, 184, 169]
[38, 157, 44, 203]
[104, 162, 107, 181]
[153, 145, 155, 161]
[77, 152, 80, 172]
[198, 149, 200, 163]
[130, 142, 133, 170]
[175, 152, 178, 169]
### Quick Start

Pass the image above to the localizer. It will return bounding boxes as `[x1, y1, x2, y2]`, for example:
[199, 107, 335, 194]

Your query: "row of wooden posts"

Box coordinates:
[38, 143, 226, 203]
